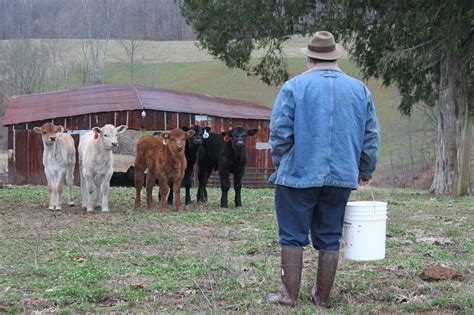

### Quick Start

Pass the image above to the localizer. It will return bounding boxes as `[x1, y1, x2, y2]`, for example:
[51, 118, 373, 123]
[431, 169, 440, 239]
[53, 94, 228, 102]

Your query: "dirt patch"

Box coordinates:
[420, 265, 465, 281]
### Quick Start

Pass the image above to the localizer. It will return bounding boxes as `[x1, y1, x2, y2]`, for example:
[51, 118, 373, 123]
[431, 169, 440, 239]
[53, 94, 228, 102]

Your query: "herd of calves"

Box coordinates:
[33, 122, 258, 213]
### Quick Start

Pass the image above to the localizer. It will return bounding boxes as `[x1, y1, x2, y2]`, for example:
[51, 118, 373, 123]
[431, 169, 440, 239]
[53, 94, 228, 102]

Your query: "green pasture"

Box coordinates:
[0, 185, 472, 313]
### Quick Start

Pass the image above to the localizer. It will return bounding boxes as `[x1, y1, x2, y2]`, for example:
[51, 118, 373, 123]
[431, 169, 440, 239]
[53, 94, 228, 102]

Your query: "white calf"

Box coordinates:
[79, 124, 127, 212]
[33, 123, 76, 211]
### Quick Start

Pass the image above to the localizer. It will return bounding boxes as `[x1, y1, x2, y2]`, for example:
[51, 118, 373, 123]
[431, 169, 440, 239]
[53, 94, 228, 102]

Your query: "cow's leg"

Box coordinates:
[66, 164, 75, 206]
[183, 171, 192, 205]
[94, 175, 102, 209]
[84, 173, 96, 212]
[55, 169, 66, 211]
[134, 167, 145, 208]
[173, 178, 183, 210]
[158, 176, 169, 211]
[204, 166, 213, 202]
[99, 171, 113, 212]
[233, 169, 244, 207]
[167, 180, 174, 205]
[219, 168, 230, 208]
[80, 164, 87, 208]
[45, 172, 55, 211]
[197, 167, 207, 203]
[146, 172, 156, 208]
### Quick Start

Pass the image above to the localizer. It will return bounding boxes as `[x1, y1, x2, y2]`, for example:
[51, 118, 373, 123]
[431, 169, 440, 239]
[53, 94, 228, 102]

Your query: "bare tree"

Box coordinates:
[80, 0, 122, 84]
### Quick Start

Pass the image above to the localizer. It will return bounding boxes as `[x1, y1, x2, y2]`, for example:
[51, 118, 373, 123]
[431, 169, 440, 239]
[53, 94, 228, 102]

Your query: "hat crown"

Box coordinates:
[309, 31, 336, 48]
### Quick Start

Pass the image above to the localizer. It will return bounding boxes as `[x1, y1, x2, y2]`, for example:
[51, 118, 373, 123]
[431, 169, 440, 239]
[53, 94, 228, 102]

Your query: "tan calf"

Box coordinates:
[33, 123, 76, 211]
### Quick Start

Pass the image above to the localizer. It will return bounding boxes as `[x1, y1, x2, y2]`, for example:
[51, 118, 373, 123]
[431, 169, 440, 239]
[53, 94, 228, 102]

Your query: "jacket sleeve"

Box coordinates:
[359, 89, 381, 179]
[269, 82, 295, 168]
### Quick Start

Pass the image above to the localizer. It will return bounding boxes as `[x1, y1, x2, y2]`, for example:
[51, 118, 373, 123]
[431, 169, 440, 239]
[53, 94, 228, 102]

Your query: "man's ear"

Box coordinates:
[185, 130, 196, 139]
[33, 127, 43, 134]
[181, 126, 190, 132]
[247, 128, 258, 136]
[116, 125, 128, 134]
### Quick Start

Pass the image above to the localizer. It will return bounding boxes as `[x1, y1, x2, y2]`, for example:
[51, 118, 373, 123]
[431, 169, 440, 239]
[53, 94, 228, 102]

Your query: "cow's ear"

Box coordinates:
[55, 125, 65, 133]
[33, 127, 42, 134]
[204, 127, 211, 132]
[160, 132, 170, 145]
[221, 131, 231, 142]
[92, 127, 101, 134]
[185, 130, 195, 139]
[92, 127, 101, 139]
[116, 125, 128, 134]
[247, 128, 258, 136]
[181, 126, 190, 132]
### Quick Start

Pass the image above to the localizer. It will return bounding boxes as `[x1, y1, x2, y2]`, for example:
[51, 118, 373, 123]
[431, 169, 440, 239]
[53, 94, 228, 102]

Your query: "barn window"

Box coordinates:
[256, 142, 270, 150]
[195, 115, 208, 122]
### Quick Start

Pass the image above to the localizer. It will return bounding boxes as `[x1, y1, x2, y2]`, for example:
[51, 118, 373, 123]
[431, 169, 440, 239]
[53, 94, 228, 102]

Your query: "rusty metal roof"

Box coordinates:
[3, 84, 272, 125]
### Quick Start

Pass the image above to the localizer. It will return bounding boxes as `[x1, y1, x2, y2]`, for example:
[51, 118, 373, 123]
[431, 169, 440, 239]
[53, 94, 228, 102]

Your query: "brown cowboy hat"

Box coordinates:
[300, 31, 345, 60]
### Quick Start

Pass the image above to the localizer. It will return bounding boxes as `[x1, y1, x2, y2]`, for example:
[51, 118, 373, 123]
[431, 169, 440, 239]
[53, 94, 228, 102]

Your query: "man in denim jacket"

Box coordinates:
[267, 31, 380, 308]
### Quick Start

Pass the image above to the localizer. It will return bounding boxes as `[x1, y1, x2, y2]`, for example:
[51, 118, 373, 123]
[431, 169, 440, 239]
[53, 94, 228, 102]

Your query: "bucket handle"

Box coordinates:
[368, 185, 376, 217]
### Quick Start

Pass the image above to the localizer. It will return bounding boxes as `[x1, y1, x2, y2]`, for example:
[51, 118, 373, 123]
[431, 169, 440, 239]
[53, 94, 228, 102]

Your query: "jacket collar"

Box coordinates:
[303, 61, 342, 74]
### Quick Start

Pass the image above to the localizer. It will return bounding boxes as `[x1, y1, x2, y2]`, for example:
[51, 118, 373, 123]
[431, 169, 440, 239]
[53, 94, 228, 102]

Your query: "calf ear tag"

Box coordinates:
[223, 135, 231, 142]
[162, 138, 168, 145]
[203, 130, 209, 139]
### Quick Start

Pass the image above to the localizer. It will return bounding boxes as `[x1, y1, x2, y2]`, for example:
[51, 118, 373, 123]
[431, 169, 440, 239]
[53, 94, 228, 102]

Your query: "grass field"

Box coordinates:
[0, 185, 472, 313]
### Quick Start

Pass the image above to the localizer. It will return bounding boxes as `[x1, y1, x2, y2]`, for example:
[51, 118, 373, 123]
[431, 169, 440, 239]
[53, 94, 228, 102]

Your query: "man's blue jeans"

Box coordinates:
[275, 185, 352, 251]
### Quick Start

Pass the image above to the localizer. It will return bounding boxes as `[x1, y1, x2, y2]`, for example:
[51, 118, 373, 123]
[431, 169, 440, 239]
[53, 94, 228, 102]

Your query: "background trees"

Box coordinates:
[181, 0, 473, 195]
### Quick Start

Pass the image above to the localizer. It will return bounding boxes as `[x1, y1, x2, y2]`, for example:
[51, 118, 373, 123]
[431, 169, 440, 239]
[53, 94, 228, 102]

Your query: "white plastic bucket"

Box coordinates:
[343, 201, 388, 261]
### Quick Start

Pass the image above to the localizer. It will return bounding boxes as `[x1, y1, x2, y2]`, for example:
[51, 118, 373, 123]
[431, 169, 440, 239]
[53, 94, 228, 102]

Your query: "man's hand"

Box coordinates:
[358, 176, 370, 186]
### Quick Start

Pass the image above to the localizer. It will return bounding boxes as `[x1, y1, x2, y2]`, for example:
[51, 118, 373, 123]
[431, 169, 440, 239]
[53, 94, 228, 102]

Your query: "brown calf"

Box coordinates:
[134, 128, 195, 211]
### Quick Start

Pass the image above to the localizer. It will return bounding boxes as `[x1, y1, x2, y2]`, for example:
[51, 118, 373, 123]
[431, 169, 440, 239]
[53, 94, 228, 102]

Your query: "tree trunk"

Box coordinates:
[430, 55, 470, 195]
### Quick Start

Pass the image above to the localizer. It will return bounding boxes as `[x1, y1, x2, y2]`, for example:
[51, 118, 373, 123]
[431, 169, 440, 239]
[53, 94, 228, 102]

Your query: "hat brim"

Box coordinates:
[299, 43, 345, 60]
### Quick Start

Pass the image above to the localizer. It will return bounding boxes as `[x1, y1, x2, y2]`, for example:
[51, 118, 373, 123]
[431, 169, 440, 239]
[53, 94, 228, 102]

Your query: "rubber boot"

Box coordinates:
[267, 246, 303, 306]
[310, 250, 339, 308]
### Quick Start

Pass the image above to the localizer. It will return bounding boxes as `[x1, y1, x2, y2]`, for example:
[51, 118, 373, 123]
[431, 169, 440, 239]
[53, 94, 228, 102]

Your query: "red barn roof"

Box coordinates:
[3, 84, 272, 125]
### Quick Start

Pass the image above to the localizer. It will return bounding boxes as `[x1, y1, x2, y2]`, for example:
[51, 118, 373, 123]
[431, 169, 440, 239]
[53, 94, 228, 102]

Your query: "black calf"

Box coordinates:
[196, 131, 224, 203]
[218, 126, 257, 208]
[110, 166, 137, 187]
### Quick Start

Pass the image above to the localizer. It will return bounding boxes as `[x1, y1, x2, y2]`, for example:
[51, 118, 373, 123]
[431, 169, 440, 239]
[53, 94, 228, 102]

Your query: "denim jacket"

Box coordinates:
[268, 62, 380, 189]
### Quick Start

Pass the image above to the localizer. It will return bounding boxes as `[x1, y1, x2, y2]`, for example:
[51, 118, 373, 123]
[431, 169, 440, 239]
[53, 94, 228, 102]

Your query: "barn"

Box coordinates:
[3, 84, 274, 187]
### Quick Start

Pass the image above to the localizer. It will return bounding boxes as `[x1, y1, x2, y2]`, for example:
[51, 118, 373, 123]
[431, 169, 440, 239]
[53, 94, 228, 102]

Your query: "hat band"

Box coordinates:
[307, 44, 336, 53]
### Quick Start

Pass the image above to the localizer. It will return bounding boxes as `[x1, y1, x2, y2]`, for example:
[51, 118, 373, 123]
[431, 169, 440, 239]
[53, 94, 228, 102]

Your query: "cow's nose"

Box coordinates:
[236, 141, 245, 146]
[50, 137, 56, 141]
[193, 137, 202, 144]
[112, 142, 118, 147]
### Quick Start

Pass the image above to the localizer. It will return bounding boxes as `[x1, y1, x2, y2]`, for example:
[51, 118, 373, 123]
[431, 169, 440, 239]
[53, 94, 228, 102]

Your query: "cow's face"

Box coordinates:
[222, 126, 257, 149]
[182, 125, 211, 146]
[33, 123, 65, 146]
[92, 124, 128, 150]
[161, 128, 195, 154]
